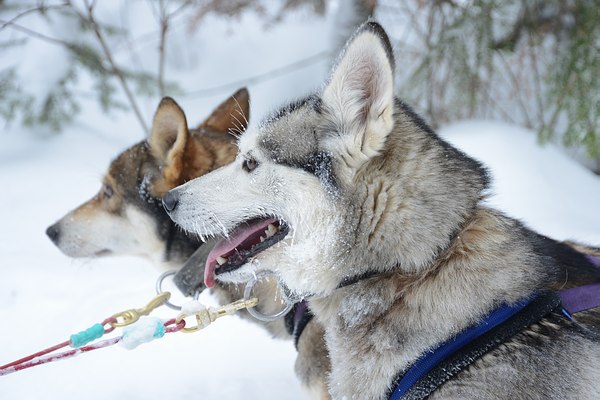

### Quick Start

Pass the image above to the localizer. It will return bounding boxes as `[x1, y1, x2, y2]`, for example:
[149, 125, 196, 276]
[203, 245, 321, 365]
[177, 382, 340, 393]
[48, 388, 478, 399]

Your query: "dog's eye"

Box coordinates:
[242, 158, 258, 172]
[102, 184, 114, 199]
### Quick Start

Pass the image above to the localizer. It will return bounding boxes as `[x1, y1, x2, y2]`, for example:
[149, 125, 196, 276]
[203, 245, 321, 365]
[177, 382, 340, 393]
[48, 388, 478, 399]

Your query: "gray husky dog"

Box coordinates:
[164, 22, 600, 399]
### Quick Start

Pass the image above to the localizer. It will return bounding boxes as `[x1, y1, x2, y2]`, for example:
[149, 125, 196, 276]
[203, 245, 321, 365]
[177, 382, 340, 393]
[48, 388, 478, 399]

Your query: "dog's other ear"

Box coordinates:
[149, 97, 189, 184]
[322, 22, 395, 169]
[197, 87, 250, 134]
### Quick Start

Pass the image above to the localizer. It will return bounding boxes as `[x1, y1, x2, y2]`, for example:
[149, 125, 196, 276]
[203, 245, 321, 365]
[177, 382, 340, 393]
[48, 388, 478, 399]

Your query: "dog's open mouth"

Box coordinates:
[204, 218, 289, 288]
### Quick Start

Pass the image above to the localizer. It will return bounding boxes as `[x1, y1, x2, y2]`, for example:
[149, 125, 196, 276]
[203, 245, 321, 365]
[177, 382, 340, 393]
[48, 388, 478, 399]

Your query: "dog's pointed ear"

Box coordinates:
[148, 97, 189, 184]
[322, 22, 395, 166]
[198, 87, 250, 133]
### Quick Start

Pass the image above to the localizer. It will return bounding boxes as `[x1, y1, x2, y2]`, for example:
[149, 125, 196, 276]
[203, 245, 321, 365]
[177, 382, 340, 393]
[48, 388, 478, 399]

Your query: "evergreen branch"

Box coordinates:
[491, 5, 566, 51]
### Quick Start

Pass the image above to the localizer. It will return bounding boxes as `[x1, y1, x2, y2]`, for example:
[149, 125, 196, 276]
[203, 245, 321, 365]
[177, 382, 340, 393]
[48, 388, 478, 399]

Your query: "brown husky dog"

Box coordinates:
[45, 89, 331, 399]
[45, 91, 250, 266]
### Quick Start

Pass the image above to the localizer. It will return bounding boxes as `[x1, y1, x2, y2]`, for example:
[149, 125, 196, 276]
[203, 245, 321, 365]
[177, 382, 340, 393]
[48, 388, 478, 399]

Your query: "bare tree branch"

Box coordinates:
[0, 19, 71, 46]
[0, 2, 69, 32]
[184, 50, 331, 98]
[68, 0, 149, 134]
[157, 0, 168, 98]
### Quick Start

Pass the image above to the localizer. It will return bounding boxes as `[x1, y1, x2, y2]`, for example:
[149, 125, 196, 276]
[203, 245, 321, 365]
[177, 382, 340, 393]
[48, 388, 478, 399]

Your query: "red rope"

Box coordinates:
[2, 337, 122, 375]
[164, 318, 185, 333]
[0, 318, 185, 376]
[0, 340, 71, 372]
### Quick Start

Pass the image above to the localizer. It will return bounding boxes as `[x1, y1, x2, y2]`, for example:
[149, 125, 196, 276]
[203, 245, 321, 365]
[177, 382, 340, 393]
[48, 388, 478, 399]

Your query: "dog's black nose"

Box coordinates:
[46, 224, 60, 244]
[162, 190, 179, 212]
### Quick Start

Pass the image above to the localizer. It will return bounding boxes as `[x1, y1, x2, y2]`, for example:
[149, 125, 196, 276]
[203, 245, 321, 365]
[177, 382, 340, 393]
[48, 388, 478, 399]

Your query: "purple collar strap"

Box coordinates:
[559, 254, 600, 314]
[585, 254, 600, 268]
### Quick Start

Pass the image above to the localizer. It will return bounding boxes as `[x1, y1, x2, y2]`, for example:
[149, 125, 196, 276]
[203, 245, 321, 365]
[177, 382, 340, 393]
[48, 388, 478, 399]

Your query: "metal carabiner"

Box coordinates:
[110, 292, 171, 328]
[155, 270, 201, 311]
[243, 271, 294, 322]
[175, 297, 259, 333]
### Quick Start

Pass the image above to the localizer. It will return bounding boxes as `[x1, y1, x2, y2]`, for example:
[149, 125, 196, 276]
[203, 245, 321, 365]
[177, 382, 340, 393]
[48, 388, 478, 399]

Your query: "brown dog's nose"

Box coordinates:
[46, 224, 60, 244]
[162, 190, 179, 212]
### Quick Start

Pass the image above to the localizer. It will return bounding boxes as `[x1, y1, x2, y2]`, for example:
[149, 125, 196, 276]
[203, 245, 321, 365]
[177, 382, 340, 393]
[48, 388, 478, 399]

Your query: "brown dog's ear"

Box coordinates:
[198, 88, 250, 133]
[148, 97, 189, 185]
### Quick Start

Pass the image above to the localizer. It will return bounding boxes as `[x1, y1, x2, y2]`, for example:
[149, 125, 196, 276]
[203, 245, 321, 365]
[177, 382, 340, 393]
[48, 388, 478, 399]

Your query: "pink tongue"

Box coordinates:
[204, 218, 278, 288]
[204, 263, 217, 289]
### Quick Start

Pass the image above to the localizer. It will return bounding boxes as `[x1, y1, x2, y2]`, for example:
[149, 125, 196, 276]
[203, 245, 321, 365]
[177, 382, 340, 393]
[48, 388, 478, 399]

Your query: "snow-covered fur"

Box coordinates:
[165, 22, 600, 399]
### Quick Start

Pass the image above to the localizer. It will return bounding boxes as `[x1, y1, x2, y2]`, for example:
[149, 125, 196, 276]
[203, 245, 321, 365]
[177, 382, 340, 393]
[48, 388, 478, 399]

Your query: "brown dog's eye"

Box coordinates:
[102, 184, 114, 199]
[242, 158, 258, 172]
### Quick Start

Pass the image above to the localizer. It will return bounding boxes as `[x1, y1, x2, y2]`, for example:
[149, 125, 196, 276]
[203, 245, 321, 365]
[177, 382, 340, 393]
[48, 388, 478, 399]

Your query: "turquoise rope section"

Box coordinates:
[153, 321, 165, 339]
[70, 323, 105, 348]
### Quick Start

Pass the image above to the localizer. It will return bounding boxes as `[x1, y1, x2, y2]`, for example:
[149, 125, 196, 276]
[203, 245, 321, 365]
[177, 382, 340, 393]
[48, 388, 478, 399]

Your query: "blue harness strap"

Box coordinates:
[389, 291, 562, 400]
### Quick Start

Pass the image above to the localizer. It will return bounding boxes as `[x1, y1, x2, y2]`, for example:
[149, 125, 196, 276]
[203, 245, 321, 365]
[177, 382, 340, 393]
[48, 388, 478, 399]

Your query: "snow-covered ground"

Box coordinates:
[1, 2, 599, 399]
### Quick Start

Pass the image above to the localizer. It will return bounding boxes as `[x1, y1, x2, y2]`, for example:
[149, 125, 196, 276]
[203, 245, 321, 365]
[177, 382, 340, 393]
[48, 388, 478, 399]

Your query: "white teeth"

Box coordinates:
[260, 236, 266, 242]
[266, 224, 278, 238]
[216, 256, 228, 266]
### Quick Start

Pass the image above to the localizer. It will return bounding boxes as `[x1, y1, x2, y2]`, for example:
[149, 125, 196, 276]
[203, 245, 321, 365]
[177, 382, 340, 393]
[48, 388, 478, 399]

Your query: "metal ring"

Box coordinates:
[155, 270, 200, 311]
[243, 271, 293, 322]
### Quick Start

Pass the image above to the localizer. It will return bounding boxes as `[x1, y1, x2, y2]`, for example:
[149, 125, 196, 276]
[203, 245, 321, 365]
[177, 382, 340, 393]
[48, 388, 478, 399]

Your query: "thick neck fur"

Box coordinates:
[305, 102, 557, 398]
[334, 102, 490, 276]
[310, 207, 554, 399]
